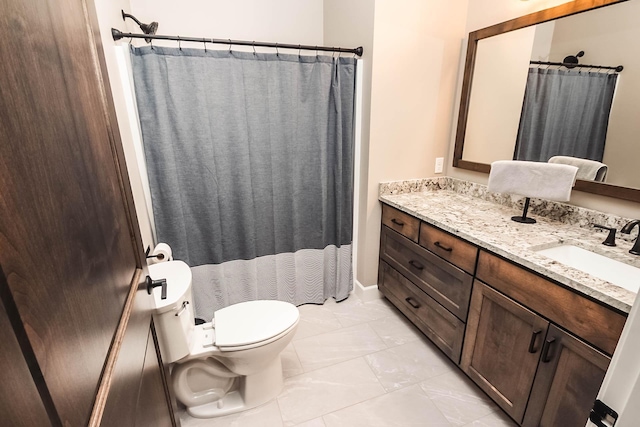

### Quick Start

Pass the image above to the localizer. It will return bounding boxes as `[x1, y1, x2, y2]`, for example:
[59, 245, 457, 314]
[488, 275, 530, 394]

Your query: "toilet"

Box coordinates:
[148, 260, 299, 418]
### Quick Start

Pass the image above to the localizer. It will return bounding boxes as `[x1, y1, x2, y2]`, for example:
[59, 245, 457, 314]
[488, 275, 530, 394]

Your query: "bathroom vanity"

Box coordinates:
[378, 178, 635, 426]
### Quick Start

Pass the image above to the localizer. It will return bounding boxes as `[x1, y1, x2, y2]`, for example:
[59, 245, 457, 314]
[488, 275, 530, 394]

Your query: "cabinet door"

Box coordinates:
[461, 281, 548, 423]
[522, 324, 610, 427]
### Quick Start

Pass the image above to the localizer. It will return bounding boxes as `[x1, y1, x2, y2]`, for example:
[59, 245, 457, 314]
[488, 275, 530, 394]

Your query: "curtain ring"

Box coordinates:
[298, 44, 302, 58]
[177, 35, 182, 51]
[228, 39, 232, 54]
[253, 41, 256, 56]
[275, 42, 279, 57]
[150, 39, 154, 50]
[203, 39, 207, 53]
[315, 45, 318, 57]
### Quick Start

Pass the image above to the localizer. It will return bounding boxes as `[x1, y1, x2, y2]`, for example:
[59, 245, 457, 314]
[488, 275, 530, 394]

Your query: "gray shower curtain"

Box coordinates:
[514, 68, 617, 162]
[131, 46, 356, 319]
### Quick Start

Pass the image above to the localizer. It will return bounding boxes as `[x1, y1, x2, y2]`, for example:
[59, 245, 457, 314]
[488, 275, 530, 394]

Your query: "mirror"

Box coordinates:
[453, 0, 640, 202]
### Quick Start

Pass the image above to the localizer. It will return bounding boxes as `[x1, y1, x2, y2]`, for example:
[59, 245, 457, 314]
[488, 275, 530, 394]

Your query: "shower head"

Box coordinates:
[562, 51, 585, 69]
[121, 10, 158, 43]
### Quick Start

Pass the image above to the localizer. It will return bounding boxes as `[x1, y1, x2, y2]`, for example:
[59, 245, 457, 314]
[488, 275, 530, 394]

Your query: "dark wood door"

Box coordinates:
[0, 0, 174, 425]
[461, 281, 548, 423]
[101, 293, 174, 427]
[522, 324, 610, 427]
[0, 270, 52, 427]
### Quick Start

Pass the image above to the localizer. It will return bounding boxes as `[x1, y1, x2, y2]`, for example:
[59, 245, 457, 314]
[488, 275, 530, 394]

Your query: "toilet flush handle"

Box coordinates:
[175, 301, 189, 317]
[146, 276, 167, 300]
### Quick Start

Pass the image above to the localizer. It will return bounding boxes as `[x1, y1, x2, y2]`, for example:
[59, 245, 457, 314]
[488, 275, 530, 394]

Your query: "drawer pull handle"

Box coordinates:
[405, 297, 421, 309]
[408, 260, 424, 270]
[528, 329, 542, 353]
[391, 218, 405, 227]
[541, 338, 556, 363]
[434, 241, 453, 252]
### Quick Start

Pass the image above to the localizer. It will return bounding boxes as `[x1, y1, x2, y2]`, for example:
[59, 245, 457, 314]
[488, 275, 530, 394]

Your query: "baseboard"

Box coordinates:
[353, 279, 383, 302]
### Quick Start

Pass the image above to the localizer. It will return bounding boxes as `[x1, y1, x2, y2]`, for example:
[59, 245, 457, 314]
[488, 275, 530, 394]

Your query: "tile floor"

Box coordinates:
[179, 294, 519, 427]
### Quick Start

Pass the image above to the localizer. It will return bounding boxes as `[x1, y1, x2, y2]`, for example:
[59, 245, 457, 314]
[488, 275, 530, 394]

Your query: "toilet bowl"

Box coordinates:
[148, 260, 299, 418]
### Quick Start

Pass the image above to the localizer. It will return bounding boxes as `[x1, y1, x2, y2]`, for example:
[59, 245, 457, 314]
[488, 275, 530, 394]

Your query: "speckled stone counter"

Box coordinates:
[379, 177, 639, 313]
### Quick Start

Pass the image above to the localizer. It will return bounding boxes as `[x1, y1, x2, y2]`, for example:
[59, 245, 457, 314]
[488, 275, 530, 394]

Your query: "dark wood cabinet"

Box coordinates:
[522, 324, 609, 427]
[382, 204, 420, 242]
[378, 203, 624, 427]
[380, 225, 473, 320]
[379, 261, 465, 361]
[378, 204, 476, 364]
[462, 281, 612, 426]
[476, 251, 625, 356]
[461, 281, 549, 422]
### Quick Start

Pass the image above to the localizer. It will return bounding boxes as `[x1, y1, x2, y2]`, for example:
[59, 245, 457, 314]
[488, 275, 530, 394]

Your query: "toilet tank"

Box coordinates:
[148, 260, 195, 363]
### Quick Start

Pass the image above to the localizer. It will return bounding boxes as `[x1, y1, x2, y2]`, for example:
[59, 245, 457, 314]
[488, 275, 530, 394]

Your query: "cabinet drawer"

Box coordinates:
[419, 222, 478, 274]
[476, 250, 626, 356]
[382, 204, 420, 242]
[380, 226, 473, 320]
[379, 261, 465, 363]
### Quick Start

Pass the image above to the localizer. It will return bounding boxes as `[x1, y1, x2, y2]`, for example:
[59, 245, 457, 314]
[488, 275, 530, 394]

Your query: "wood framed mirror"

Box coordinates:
[452, 0, 640, 203]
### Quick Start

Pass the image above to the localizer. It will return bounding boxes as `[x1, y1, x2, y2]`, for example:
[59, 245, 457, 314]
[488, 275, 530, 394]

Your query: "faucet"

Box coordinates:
[620, 220, 640, 255]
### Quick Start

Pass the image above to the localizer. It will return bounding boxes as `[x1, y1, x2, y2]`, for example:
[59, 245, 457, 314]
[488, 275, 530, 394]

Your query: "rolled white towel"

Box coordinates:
[488, 160, 578, 202]
[548, 156, 607, 182]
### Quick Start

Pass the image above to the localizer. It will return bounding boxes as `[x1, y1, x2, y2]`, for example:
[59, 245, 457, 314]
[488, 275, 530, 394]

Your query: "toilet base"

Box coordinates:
[186, 355, 284, 418]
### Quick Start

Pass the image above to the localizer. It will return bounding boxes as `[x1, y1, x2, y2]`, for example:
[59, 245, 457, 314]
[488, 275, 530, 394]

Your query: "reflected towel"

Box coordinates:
[548, 156, 608, 182]
[488, 160, 578, 202]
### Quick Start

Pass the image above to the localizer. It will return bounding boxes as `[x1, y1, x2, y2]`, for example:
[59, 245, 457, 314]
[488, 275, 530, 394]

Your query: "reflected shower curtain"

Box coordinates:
[514, 68, 617, 162]
[130, 46, 356, 319]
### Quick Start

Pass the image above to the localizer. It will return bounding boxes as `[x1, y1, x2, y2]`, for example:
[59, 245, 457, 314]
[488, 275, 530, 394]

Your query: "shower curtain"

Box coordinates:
[130, 46, 357, 319]
[514, 68, 617, 162]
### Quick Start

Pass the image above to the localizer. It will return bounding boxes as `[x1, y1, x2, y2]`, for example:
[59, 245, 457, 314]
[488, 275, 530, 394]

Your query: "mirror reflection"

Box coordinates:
[461, 0, 640, 188]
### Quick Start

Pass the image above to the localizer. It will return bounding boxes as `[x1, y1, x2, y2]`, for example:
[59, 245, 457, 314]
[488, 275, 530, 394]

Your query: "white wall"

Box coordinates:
[130, 0, 324, 49]
[446, 0, 640, 219]
[358, 0, 468, 287]
[94, 0, 156, 250]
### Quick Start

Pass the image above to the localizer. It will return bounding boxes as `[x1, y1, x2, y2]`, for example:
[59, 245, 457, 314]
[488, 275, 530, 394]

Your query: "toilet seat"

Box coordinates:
[214, 300, 299, 351]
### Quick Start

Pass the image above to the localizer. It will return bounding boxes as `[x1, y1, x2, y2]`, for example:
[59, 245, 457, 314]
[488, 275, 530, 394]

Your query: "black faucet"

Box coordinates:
[620, 220, 640, 255]
[593, 224, 617, 246]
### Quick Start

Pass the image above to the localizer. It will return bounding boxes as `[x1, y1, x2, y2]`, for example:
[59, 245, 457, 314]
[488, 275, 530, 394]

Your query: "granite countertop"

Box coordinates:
[379, 179, 639, 313]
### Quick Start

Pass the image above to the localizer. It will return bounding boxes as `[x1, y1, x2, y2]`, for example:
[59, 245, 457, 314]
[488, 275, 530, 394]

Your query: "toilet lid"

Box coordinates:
[214, 300, 299, 348]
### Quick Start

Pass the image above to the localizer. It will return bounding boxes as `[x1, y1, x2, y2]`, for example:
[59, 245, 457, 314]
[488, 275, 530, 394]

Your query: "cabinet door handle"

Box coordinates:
[528, 329, 542, 353]
[408, 260, 424, 270]
[434, 241, 453, 252]
[405, 297, 421, 309]
[391, 218, 405, 227]
[541, 338, 556, 363]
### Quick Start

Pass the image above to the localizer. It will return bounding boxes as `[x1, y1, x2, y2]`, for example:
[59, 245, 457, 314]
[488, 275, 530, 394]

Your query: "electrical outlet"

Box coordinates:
[435, 157, 444, 174]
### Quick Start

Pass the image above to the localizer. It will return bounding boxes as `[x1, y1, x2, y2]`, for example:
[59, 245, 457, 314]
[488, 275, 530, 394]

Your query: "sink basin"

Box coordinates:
[535, 244, 640, 293]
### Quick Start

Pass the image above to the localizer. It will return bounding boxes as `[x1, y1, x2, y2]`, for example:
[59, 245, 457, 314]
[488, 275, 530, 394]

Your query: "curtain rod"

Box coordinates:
[111, 28, 363, 57]
[530, 60, 623, 72]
